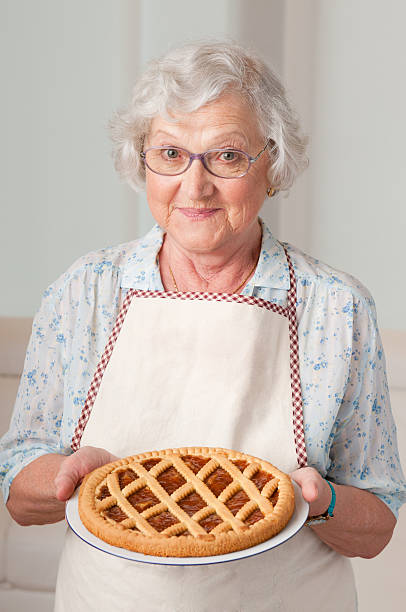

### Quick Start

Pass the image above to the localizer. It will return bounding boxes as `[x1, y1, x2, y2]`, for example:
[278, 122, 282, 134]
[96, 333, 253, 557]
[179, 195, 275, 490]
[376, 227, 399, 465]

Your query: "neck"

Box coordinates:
[159, 219, 262, 293]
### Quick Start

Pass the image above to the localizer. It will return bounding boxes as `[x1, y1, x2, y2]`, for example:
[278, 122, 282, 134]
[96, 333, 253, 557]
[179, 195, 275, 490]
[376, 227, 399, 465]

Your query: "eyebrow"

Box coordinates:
[147, 130, 250, 149]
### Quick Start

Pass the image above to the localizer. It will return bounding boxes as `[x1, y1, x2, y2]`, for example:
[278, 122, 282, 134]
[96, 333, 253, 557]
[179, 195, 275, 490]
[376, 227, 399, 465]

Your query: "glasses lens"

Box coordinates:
[205, 150, 250, 178]
[144, 147, 189, 175]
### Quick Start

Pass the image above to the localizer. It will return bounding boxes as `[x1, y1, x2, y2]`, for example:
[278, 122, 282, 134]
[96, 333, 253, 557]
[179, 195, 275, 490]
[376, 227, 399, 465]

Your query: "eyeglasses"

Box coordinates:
[140, 139, 272, 179]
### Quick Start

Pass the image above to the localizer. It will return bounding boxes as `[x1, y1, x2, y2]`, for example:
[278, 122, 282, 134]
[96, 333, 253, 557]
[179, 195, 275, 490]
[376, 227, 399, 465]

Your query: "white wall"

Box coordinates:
[1, 0, 140, 316]
[280, 0, 406, 330]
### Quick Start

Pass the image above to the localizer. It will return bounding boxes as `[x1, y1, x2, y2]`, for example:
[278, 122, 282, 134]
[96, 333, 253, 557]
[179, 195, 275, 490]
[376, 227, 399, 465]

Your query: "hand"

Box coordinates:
[54, 446, 119, 502]
[290, 466, 332, 517]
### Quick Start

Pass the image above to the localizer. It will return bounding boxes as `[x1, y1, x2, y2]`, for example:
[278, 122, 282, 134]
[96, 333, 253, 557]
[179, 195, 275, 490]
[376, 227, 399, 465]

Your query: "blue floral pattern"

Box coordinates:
[1, 220, 405, 516]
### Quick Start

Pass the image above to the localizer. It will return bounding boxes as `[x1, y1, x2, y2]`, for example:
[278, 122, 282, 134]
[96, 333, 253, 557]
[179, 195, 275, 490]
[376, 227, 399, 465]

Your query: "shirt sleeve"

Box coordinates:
[327, 294, 406, 518]
[0, 288, 72, 504]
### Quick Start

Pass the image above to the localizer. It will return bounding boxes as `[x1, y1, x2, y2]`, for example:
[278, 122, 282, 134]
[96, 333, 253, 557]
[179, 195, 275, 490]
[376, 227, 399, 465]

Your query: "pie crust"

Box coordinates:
[78, 447, 295, 557]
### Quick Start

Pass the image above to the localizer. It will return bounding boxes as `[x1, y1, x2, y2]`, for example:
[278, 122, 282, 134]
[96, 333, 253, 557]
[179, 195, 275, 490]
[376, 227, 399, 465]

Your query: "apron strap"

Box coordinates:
[283, 246, 308, 468]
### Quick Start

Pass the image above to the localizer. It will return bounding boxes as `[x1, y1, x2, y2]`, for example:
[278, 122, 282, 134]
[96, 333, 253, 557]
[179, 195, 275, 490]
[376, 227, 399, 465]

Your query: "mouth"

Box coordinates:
[176, 207, 220, 219]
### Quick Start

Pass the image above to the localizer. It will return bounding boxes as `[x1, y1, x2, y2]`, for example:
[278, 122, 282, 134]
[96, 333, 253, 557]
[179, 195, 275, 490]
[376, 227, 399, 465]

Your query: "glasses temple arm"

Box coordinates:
[251, 138, 275, 162]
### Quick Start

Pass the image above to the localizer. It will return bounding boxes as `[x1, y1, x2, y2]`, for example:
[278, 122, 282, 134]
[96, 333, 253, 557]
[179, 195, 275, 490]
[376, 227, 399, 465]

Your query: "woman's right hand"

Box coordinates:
[7, 448, 117, 526]
[54, 446, 119, 502]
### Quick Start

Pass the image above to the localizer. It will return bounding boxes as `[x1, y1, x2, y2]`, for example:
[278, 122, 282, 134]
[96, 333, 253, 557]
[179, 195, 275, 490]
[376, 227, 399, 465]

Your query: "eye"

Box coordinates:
[219, 150, 236, 162]
[165, 148, 180, 159]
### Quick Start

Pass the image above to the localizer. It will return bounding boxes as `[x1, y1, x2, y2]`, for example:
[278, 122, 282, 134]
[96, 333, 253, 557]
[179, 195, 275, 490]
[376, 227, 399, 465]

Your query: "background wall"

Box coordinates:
[1, 0, 141, 315]
[1, 0, 405, 330]
[279, 0, 406, 331]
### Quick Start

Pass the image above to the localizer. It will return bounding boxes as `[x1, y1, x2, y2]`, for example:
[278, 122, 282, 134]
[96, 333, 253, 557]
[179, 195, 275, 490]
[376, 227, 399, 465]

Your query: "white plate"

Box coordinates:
[65, 481, 308, 566]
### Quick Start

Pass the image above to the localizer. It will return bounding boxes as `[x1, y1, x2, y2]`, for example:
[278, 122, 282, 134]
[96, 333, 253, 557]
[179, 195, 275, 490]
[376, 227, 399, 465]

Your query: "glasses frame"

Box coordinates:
[140, 138, 272, 179]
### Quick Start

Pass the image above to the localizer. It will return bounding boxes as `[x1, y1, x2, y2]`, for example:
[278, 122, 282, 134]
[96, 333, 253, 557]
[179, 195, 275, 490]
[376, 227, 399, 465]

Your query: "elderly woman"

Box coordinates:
[1, 40, 405, 611]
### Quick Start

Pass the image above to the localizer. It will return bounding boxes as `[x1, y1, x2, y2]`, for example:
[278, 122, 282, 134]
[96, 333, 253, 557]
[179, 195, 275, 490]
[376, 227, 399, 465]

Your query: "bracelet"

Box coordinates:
[305, 479, 336, 526]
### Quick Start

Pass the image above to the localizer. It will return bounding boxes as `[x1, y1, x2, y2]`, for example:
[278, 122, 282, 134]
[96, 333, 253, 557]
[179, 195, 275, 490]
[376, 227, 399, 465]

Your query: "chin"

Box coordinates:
[176, 231, 225, 254]
[177, 236, 223, 255]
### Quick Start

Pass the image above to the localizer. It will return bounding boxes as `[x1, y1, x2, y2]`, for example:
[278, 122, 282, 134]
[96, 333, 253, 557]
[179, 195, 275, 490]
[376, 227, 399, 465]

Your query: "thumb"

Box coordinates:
[54, 455, 85, 502]
[290, 468, 319, 503]
[54, 447, 118, 502]
[300, 479, 319, 504]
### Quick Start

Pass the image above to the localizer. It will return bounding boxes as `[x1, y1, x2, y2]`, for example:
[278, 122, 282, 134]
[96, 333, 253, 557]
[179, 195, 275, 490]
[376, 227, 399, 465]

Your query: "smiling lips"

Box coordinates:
[177, 207, 220, 219]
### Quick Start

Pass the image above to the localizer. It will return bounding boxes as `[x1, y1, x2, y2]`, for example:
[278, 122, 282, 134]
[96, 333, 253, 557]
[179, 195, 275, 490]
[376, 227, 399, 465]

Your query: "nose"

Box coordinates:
[181, 157, 215, 200]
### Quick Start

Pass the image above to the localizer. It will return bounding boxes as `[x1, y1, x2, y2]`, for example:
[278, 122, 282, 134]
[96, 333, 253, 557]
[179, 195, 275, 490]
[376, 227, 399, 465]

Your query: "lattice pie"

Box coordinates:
[78, 447, 295, 557]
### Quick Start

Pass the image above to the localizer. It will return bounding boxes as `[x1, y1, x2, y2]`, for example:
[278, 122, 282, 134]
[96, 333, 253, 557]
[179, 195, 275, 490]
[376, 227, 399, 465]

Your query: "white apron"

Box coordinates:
[55, 251, 357, 611]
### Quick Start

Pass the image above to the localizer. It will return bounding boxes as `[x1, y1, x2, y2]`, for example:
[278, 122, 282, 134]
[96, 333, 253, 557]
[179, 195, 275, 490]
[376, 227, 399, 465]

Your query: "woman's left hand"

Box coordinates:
[290, 466, 396, 558]
[290, 466, 332, 517]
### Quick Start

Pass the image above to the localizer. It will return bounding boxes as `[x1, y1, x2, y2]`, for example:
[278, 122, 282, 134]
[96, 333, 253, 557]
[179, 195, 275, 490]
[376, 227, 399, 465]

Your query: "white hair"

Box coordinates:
[109, 40, 308, 192]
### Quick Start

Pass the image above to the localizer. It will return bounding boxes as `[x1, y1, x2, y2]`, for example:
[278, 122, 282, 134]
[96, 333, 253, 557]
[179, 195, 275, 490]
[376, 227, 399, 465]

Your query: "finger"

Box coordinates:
[290, 469, 320, 503]
[301, 479, 319, 503]
[54, 471, 78, 501]
[75, 446, 118, 473]
[54, 456, 82, 501]
[54, 448, 118, 501]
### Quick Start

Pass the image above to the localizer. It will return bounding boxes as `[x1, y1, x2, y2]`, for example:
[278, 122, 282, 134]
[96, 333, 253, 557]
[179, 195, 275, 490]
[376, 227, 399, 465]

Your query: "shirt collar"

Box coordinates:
[121, 218, 290, 292]
[246, 218, 290, 291]
[121, 224, 165, 290]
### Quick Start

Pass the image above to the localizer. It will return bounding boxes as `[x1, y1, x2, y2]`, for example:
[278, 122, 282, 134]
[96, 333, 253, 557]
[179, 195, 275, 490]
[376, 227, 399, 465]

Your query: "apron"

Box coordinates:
[55, 250, 357, 612]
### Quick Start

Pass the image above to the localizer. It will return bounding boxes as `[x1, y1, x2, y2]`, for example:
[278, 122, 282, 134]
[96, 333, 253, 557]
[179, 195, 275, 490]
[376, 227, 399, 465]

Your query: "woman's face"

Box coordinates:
[144, 93, 270, 255]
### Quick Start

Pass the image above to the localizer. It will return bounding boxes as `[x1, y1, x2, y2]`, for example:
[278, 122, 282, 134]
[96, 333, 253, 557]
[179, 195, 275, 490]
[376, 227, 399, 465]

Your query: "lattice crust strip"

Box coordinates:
[79, 447, 296, 557]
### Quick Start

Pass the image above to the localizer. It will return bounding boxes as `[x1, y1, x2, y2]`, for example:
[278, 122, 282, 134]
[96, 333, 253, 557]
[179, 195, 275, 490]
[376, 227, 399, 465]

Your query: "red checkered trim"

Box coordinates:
[128, 288, 288, 316]
[284, 247, 308, 467]
[71, 256, 307, 467]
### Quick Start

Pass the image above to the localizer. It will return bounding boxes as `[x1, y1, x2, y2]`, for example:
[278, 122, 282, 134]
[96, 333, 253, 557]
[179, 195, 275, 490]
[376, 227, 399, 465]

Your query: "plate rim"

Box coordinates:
[65, 480, 308, 566]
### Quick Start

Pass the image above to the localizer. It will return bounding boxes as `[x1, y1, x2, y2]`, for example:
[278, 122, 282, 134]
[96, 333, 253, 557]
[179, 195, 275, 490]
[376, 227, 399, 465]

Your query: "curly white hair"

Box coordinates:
[109, 40, 308, 192]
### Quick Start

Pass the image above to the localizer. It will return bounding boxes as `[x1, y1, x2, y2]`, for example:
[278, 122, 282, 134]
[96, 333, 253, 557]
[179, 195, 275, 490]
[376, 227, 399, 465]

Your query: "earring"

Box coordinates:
[267, 187, 276, 197]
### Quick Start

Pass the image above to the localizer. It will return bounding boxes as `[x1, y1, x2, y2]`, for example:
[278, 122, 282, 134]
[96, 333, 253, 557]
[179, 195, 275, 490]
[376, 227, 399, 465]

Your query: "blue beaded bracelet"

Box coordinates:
[325, 480, 336, 517]
[305, 479, 336, 525]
